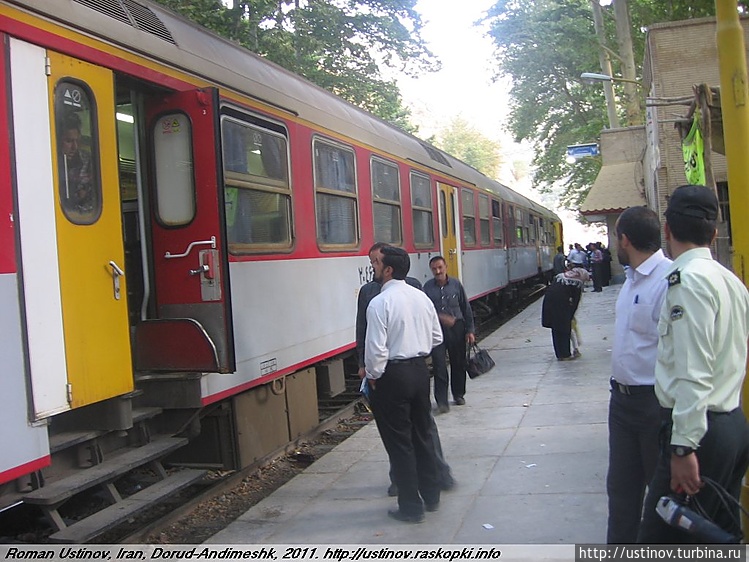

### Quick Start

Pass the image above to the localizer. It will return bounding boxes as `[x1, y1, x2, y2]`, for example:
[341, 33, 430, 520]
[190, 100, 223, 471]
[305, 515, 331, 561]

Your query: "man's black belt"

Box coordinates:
[610, 378, 654, 396]
[388, 356, 426, 364]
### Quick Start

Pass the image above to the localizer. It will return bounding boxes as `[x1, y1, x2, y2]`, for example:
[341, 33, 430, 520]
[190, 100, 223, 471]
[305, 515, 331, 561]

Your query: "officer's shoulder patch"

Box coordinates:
[668, 270, 681, 287]
[670, 305, 685, 321]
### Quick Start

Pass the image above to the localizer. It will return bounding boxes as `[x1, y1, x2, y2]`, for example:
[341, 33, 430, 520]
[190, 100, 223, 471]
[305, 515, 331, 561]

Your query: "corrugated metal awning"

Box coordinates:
[581, 162, 645, 215]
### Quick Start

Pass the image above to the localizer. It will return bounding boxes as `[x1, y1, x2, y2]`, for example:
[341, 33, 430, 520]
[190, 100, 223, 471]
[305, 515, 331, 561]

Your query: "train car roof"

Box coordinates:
[9, 0, 559, 221]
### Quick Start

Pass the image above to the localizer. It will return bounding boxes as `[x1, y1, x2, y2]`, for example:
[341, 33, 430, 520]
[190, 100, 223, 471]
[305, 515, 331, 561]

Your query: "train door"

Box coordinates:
[45, 52, 133, 410]
[437, 182, 459, 278]
[136, 88, 235, 373]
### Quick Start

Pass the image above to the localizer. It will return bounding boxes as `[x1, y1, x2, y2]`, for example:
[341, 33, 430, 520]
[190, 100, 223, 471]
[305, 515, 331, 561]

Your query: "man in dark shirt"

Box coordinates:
[356, 243, 455, 496]
[423, 256, 475, 413]
[553, 245, 566, 274]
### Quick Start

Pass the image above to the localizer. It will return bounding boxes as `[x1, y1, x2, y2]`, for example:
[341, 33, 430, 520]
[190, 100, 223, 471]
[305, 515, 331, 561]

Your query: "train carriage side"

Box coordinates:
[0, 0, 562, 510]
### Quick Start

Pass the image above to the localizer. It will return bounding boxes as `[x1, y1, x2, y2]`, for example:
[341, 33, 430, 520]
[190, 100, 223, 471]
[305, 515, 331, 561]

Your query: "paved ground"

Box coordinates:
[207, 285, 620, 545]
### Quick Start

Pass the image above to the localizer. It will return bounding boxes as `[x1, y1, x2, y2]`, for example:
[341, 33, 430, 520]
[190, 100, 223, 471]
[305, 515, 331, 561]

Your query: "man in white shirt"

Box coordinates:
[364, 246, 443, 523]
[607, 206, 672, 543]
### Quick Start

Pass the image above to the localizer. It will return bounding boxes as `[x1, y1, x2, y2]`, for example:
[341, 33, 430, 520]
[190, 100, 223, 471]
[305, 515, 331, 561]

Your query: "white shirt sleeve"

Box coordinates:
[364, 300, 389, 380]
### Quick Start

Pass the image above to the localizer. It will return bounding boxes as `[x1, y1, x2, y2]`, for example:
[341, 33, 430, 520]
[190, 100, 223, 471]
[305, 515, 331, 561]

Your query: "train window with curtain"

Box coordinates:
[479, 194, 490, 246]
[313, 138, 358, 247]
[152, 112, 195, 226]
[461, 188, 476, 246]
[54, 81, 102, 225]
[371, 157, 401, 244]
[410, 171, 433, 247]
[491, 199, 503, 246]
[221, 117, 291, 252]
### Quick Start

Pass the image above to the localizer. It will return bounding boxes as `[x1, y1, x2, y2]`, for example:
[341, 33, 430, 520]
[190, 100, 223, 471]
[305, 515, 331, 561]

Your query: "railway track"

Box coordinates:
[0, 287, 545, 545]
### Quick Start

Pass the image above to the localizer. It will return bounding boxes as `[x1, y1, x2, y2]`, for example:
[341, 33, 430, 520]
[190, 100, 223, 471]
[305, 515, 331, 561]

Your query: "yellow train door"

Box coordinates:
[437, 182, 460, 278]
[48, 52, 133, 408]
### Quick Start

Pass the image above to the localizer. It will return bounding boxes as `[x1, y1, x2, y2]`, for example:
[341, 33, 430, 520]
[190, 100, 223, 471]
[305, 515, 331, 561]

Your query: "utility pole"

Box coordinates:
[590, 0, 619, 128]
[612, 0, 641, 125]
[714, 0, 749, 527]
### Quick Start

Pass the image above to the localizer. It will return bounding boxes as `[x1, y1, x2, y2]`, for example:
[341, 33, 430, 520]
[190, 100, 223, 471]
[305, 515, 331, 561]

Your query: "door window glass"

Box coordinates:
[152, 113, 195, 226]
[222, 117, 291, 252]
[371, 157, 401, 244]
[313, 138, 358, 247]
[55, 81, 101, 225]
[411, 172, 433, 247]
[492, 199, 503, 246]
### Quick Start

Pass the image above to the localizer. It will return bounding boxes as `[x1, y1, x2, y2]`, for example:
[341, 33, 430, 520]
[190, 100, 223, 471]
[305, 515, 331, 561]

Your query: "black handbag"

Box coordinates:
[466, 344, 495, 379]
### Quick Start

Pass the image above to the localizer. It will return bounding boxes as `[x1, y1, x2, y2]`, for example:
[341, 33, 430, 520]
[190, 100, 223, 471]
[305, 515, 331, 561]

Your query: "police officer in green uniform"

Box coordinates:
[638, 185, 749, 543]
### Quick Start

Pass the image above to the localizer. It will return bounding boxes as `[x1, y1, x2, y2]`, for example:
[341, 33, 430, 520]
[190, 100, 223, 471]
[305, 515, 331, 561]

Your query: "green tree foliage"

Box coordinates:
[484, 0, 748, 211]
[434, 117, 503, 180]
[153, 0, 437, 131]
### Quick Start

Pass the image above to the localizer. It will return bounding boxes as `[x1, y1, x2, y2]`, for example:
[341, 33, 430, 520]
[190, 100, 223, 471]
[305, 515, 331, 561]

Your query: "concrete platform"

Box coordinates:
[207, 285, 620, 545]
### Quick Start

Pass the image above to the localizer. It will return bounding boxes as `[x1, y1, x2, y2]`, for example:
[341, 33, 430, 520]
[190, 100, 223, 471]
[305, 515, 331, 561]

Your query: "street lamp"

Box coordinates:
[580, 72, 643, 128]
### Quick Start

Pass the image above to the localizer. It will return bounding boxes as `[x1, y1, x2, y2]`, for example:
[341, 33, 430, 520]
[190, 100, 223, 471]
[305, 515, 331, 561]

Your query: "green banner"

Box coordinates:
[682, 114, 706, 185]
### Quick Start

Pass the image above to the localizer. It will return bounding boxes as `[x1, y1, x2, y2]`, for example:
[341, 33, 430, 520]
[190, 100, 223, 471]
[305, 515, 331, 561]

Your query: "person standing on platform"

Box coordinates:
[424, 256, 475, 413]
[364, 246, 444, 523]
[607, 206, 672, 544]
[591, 243, 604, 292]
[356, 243, 455, 498]
[567, 243, 586, 268]
[638, 185, 749, 543]
[553, 245, 567, 275]
[541, 267, 588, 360]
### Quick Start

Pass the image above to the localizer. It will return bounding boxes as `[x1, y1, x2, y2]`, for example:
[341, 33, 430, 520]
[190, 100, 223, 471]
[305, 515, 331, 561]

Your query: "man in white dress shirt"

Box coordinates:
[364, 246, 443, 523]
[607, 206, 672, 543]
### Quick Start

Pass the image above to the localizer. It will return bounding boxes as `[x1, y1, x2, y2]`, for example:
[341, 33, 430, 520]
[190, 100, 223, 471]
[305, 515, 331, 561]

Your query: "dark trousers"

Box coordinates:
[432, 320, 467, 405]
[551, 328, 571, 359]
[638, 408, 749, 543]
[592, 262, 604, 292]
[388, 416, 453, 488]
[607, 386, 661, 543]
[371, 358, 440, 516]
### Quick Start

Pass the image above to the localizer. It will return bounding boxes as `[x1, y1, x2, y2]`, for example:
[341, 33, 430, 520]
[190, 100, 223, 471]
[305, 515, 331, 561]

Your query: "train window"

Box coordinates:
[491, 199, 503, 246]
[54, 81, 102, 225]
[411, 172, 433, 247]
[515, 208, 524, 244]
[371, 157, 401, 244]
[313, 138, 358, 247]
[221, 117, 291, 252]
[479, 194, 490, 246]
[152, 112, 195, 226]
[461, 189, 476, 246]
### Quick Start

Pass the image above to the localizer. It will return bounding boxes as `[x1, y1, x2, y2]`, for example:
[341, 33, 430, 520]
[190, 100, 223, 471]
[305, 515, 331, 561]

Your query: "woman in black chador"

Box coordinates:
[541, 268, 589, 360]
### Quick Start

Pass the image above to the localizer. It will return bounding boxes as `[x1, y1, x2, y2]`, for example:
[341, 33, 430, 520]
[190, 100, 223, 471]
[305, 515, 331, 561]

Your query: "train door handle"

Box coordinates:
[108, 261, 125, 301]
[448, 249, 457, 256]
[189, 264, 209, 276]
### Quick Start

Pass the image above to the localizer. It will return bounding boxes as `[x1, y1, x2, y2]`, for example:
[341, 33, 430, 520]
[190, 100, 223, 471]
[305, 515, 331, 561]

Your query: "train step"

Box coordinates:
[23, 436, 188, 532]
[48, 468, 206, 543]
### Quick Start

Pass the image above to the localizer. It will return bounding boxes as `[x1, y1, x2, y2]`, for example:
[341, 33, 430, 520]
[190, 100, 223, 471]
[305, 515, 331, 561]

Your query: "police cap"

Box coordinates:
[665, 184, 719, 221]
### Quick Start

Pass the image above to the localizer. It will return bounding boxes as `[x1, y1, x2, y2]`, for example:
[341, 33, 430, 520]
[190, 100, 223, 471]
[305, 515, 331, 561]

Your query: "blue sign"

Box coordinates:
[566, 143, 600, 159]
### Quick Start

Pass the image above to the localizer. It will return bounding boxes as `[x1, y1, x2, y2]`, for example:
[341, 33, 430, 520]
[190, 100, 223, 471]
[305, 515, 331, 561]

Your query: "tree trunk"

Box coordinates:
[613, 0, 642, 124]
[590, 0, 620, 128]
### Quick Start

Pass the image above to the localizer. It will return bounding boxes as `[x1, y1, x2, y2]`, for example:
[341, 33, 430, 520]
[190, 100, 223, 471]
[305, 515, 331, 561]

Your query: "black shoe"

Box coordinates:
[425, 502, 439, 512]
[388, 509, 424, 523]
[454, 397, 465, 406]
[434, 403, 450, 414]
[387, 483, 398, 497]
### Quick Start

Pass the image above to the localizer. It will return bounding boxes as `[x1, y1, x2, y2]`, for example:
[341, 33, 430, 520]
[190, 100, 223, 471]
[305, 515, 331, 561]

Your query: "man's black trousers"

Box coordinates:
[432, 320, 467, 405]
[371, 358, 440, 516]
